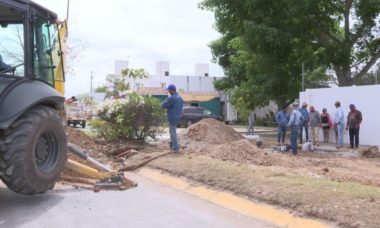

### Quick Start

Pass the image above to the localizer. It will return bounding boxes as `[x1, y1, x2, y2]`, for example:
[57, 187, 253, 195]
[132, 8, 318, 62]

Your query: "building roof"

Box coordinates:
[137, 87, 167, 96]
[181, 93, 219, 102]
[136, 87, 219, 102]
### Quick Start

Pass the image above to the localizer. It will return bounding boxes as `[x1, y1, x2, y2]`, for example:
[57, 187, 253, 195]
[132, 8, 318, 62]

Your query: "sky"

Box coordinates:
[33, 0, 223, 96]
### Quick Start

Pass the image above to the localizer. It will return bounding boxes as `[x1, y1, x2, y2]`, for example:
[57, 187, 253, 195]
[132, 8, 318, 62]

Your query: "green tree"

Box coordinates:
[105, 68, 148, 99]
[201, 0, 380, 108]
[94, 85, 107, 93]
[121, 68, 149, 90]
[105, 74, 130, 99]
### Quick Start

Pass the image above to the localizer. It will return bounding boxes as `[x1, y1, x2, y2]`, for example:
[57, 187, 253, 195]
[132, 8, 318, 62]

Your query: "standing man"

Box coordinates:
[162, 84, 183, 153]
[298, 102, 309, 144]
[308, 106, 321, 146]
[276, 105, 289, 145]
[334, 101, 345, 148]
[247, 110, 256, 135]
[346, 104, 362, 149]
[287, 103, 303, 155]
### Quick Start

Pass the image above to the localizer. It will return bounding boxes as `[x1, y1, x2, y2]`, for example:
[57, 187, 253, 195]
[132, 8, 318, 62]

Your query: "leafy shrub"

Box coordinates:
[90, 93, 166, 141]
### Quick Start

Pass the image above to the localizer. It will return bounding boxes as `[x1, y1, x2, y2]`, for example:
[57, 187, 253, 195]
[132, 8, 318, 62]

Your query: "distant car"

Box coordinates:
[179, 106, 222, 127]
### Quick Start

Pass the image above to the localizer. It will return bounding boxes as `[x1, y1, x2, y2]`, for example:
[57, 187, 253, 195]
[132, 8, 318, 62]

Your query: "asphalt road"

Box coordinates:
[0, 173, 275, 228]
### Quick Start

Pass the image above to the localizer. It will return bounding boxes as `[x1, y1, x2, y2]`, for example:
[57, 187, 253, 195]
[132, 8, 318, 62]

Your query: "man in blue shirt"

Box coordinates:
[334, 101, 345, 148]
[287, 102, 303, 155]
[162, 84, 183, 152]
[275, 105, 289, 145]
[298, 102, 309, 144]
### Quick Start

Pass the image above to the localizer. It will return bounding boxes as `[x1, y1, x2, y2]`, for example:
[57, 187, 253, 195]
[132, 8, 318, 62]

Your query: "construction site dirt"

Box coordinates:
[64, 119, 380, 227]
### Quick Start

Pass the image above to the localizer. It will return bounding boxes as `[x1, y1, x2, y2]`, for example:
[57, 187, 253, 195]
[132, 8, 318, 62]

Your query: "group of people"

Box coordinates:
[276, 101, 363, 155]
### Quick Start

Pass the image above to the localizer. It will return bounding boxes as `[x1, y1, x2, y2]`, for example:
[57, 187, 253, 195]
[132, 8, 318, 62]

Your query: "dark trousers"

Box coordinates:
[349, 128, 360, 148]
[299, 122, 309, 143]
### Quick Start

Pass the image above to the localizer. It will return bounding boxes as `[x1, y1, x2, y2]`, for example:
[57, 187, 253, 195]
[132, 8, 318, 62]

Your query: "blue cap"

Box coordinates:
[349, 104, 355, 108]
[166, 84, 176, 91]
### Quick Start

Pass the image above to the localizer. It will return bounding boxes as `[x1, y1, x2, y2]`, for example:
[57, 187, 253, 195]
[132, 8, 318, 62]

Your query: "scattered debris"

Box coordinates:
[321, 167, 329, 172]
[360, 146, 380, 158]
[120, 152, 171, 171]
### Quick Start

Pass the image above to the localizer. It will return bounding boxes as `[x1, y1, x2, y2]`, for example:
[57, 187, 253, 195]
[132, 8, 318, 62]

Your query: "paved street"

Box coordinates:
[0, 173, 275, 228]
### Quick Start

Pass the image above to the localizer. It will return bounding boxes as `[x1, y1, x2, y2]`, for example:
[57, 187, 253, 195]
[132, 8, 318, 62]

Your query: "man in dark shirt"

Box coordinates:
[162, 84, 184, 153]
[346, 104, 362, 149]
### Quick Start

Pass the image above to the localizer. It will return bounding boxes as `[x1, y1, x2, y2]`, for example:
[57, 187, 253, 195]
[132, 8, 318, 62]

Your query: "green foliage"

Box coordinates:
[202, 0, 380, 111]
[94, 85, 107, 93]
[90, 93, 165, 141]
[105, 68, 149, 99]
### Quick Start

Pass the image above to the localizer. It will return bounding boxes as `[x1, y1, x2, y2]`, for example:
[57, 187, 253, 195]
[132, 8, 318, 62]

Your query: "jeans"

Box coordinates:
[290, 125, 299, 154]
[336, 123, 344, 146]
[299, 122, 309, 143]
[247, 121, 254, 135]
[277, 126, 287, 144]
[169, 123, 179, 152]
[349, 128, 360, 148]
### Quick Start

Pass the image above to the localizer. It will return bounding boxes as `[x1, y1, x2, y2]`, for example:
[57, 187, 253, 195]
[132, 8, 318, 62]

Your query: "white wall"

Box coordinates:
[195, 63, 210, 77]
[156, 61, 170, 76]
[300, 85, 380, 146]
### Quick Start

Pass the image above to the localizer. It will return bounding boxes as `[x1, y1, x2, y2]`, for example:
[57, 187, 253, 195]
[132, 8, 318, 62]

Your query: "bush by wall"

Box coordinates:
[90, 93, 166, 141]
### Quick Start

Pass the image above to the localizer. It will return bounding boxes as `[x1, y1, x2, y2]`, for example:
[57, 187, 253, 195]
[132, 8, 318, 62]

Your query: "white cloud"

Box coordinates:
[33, 0, 223, 96]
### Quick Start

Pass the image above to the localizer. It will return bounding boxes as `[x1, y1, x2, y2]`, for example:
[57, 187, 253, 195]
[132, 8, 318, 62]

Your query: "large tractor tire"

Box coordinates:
[0, 106, 67, 195]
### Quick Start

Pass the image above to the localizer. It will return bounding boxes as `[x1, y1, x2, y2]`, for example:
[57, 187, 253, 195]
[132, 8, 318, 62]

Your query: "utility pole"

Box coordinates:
[90, 71, 94, 93]
[66, 0, 70, 22]
[301, 63, 305, 91]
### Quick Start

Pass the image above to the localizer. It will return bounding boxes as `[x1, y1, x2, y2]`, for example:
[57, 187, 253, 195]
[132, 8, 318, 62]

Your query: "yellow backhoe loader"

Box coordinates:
[0, 0, 134, 195]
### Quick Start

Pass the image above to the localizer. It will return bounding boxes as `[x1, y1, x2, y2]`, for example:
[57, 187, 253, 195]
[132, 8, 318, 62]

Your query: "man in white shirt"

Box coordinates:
[334, 101, 345, 148]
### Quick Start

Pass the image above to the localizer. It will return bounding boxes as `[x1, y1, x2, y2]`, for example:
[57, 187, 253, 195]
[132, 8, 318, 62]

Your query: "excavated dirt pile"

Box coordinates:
[199, 139, 272, 166]
[178, 119, 272, 165]
[179, 118, 243, 152]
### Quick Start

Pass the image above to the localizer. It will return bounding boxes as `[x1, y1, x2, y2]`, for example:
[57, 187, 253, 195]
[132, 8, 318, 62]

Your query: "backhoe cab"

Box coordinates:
[0, 0, 67, 194]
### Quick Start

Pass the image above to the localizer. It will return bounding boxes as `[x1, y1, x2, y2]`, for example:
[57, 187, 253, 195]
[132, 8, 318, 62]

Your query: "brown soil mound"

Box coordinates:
[179, 118, 243, 152]
[67, 128, 113, 167]
[199, 139, 272, 166]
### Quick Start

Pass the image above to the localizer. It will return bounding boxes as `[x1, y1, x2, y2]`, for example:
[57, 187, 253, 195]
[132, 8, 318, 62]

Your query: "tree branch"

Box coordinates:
[355, 51, 380, 81]
[309, 16, 343, 44]
[350, 21, 370, 45]
[327, 0, 344, 13]
[344, 0, 353, 41]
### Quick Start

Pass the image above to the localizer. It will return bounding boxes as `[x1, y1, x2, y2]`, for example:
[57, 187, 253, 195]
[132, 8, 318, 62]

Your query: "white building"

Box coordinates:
[114, 60, 238, 122]
[114, 60, 129, 75]
[300, 85, 380, 146]
[120, 61, 218, 93]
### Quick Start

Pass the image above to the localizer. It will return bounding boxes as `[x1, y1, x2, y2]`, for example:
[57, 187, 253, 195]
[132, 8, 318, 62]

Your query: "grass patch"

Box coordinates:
[150, 154, 380, 228]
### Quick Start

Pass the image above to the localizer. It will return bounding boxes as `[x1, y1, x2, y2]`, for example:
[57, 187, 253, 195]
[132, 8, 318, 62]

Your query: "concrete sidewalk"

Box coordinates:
[0, 173, 275, 228]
